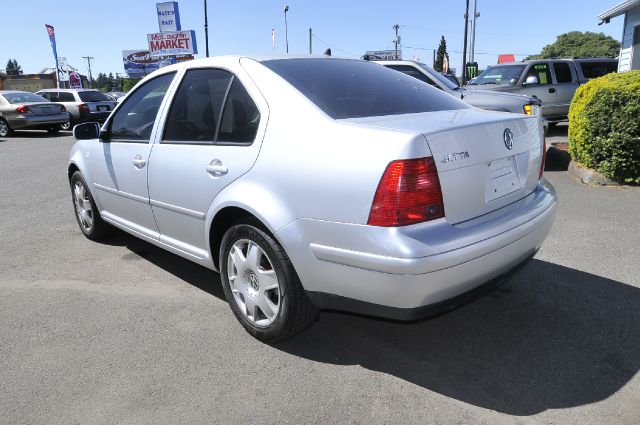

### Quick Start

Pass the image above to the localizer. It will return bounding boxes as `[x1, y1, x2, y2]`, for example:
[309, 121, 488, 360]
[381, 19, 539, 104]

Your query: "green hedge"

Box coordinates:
[568, 71, 640, 184]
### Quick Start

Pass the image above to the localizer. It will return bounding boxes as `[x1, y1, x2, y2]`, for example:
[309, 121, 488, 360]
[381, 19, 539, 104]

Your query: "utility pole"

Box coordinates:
[469, 0, 480, 63]
[462, 0, 470, 85]
[204, 0, 210, 57]
[393, 24, 400, 59]
[82, 56, 94, 88]
[284, 5, 289, 53]
[309, 28, 312, 54]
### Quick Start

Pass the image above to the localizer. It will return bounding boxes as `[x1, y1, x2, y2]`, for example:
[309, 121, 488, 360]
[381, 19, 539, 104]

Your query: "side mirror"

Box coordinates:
[73, 122, 100, 140]
[524, 75, 539, 85]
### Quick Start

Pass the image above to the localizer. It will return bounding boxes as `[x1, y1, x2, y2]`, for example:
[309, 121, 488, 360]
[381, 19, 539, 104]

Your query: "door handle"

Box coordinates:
[206, 159, 228, 177]
[132, 154, 146, 168]
[549, 88, 556, 93]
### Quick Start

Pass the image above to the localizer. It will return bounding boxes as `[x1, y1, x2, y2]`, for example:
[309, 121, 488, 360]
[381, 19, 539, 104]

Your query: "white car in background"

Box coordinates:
[68, 56, 556, 342]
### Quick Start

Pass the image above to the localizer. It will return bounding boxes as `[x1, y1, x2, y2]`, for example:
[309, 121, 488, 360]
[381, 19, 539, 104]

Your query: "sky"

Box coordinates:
[1, 0, 625, 78]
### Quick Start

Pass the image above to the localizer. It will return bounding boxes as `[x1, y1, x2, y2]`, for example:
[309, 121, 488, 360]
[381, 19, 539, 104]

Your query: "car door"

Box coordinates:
[550, 61, 578, 117]
[517, 62, 557, 118]
[146, 67, 266, 260]
[89, 72, 176, 239]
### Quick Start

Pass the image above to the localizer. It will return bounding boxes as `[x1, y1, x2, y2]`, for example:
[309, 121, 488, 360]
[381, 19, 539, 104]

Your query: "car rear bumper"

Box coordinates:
[8, 113, 70, 130]
[276, 180, 557, 317]
[76, 111, 111, 123]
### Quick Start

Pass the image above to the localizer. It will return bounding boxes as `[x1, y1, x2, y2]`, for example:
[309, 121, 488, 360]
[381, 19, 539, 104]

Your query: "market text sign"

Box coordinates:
[148, 30, 198, 56]
[156, 2, 181, 32]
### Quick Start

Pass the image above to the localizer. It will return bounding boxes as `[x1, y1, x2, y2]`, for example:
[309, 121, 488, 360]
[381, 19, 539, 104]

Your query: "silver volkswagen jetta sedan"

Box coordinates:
[68, 56, 556, 342]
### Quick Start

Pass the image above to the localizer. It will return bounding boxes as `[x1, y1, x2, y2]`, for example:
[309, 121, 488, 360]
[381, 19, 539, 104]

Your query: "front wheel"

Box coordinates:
[220, 221, 318, 342]
[70, 171, 110, 241]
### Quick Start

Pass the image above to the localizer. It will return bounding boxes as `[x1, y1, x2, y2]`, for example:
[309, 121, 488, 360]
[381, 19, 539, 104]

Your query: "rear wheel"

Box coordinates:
[61, 120, 72, 131]
[220, 220, 318, 342]
[0, 118, 12, 137]
[70, 171, 110, 241]
[47, 125, 61, 135]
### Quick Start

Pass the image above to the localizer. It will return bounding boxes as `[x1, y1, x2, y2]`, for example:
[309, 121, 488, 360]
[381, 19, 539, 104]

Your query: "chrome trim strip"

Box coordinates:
[93, 183, 149, 204]
[149, 199, 205, 219]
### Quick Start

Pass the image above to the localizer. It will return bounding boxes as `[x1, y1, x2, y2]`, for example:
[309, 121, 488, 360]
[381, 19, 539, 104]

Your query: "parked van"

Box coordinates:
[466, 58, 618, 123]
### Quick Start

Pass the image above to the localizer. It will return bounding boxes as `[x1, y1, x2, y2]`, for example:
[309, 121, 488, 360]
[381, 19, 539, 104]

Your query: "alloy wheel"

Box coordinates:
[226, 239, 281, 327]
[0, 120, 9, 137]
[73, 181, 94, 232]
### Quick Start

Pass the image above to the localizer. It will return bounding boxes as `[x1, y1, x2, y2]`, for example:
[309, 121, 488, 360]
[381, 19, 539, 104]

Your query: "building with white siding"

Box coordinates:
[599, 0, 640, 72]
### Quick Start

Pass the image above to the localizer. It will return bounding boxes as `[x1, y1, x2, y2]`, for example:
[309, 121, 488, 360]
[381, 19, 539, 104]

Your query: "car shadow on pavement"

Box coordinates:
[7, 131, 67, 138]
[102, 229, 226, 301]
[276, 259, 640, 416]
[547, 123, 568, 138]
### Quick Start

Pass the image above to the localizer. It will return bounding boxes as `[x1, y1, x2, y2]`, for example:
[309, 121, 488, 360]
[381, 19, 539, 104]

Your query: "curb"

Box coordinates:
[568, 161, 620, 186]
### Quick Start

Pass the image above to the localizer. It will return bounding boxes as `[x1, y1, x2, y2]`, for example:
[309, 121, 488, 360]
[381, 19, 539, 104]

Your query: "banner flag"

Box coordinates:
[45, 24, 61, 88]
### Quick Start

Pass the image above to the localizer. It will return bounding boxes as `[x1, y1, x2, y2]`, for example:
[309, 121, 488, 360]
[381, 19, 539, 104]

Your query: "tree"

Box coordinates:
[527, 31, 620, 60]
[5, 59, 23, 76]
[434, 36, 449, 72]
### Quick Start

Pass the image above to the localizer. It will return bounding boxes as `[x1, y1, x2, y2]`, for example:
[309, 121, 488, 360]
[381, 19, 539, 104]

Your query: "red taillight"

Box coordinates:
[15, 105, 31, 114]
[368, 157, 445, 227]
[79, 103, 90, 113]
[539, 139, 547, 180]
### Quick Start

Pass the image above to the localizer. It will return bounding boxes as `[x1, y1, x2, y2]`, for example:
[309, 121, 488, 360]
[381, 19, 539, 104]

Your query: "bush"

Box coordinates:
[568, 71, 640, 184]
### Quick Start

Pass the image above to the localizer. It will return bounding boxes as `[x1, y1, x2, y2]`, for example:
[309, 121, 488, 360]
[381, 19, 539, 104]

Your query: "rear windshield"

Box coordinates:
[2, 92, 49, 104]
[469, 65, 526, 86]
[578, 61, 618, 79]
[78, 91, 111, 102]
[262, 59, 468, 119]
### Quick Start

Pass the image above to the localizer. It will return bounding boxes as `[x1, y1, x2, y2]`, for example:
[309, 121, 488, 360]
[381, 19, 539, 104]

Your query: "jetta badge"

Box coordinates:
[504, 128, 514, 150]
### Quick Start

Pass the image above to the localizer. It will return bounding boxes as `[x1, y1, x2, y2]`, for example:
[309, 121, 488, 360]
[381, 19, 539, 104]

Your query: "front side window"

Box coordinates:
[109, 72, 175, 142]
[263, 58, 467, 119]
[468, 65, 525, 86]
[525, 63, 552, 85]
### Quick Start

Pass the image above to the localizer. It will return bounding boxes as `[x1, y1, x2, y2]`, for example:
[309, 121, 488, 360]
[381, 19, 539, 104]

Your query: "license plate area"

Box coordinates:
[97, 105, 109, 111]
[485, 156, 521, 202]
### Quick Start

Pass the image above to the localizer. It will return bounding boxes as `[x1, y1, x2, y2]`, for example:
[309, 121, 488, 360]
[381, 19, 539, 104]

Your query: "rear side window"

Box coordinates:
[262, 59, 467, 119]
[526, 63, 552, 85]
[217, 78, 261, 143]
[578, 61, 617, 79]
[59, 92, 75, 102]
[553, 62, 573, 83]
[163, 69, 233, 143]
[78, 91, 111, 102]
[109, 72, 175, 142]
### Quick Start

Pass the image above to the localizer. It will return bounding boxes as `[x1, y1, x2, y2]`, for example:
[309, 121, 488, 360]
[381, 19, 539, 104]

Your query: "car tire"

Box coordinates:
[0, 118, 13, 137]
[47, 125, 61, 135]
[220, 220, 318, 342]
[61, 120, 72, 131]
[70, 171, 111, 241]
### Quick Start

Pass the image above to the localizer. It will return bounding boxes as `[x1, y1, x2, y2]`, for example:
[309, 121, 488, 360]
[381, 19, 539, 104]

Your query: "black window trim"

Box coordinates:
[105, 71, 177, 144]
[160, 67, 258, 147]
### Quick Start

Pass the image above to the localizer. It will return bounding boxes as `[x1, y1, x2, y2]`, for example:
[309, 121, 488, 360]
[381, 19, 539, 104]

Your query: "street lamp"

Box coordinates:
[284, 5, 289, 53]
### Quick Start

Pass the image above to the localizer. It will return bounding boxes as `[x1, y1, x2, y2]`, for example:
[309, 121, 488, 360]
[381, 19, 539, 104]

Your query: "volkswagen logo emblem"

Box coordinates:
[503, 128, 514, 150]
[248, 273, 260, 291]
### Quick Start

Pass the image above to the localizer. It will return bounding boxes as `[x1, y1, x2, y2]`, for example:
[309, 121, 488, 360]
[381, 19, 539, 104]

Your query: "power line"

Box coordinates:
[311, 34, 358, 57]
[402, 45, 535, 56]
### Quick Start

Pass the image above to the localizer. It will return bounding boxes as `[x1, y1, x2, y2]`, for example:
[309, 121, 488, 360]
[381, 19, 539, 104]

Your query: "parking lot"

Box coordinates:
[1, 129, 639, 424]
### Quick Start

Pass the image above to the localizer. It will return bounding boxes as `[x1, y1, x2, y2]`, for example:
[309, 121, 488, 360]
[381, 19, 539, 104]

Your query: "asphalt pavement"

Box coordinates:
[1, 129, 639, 424]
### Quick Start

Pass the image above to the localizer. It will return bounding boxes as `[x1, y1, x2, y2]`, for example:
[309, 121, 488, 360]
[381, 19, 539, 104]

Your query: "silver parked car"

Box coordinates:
[68, 56, 556, 342]
[374, 60, 545, 124]
[466, 58, 618, 124]
[36, 88, 116, 130]
[0, 90, 69, 136]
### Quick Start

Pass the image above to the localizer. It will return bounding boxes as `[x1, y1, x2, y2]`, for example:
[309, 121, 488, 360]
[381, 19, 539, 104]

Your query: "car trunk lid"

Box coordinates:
[22, 102, 66, 115]
[341, 110, 545, 224]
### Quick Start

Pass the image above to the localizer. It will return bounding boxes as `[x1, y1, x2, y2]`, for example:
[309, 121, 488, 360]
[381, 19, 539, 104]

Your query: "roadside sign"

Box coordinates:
[365, 50, 402, 60]
[148, 30, 198, 56]
[122, 50, 176, 78]
[156, 2, 181, 32]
